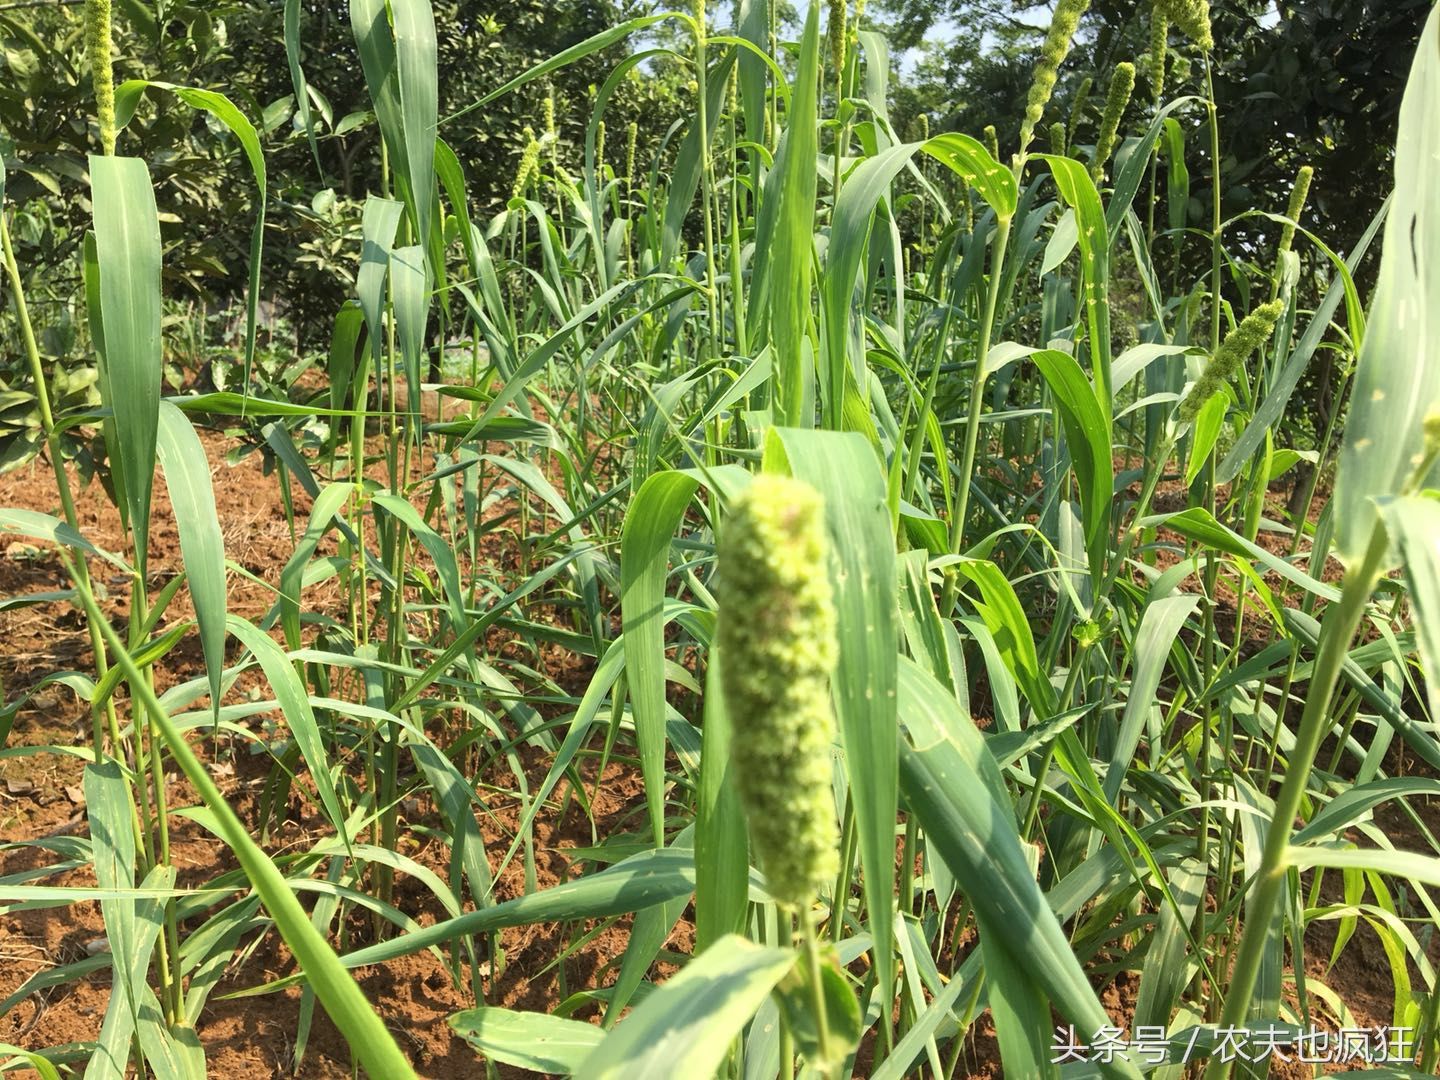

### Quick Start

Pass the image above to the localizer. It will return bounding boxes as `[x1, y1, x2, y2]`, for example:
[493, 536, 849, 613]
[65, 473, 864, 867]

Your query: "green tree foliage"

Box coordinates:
[0, 0, 682, 348]
[880, 0, 1425, 255]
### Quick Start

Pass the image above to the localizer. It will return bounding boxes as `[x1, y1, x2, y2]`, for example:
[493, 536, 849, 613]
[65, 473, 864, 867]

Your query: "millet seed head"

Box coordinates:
[1020, 0, 1091, 154]
[1179, 299, 1285, 422]
[1049, 120, 1067, 154]
[1278, 165, 1314, 257]
[828, 0, 848, 80]
[1091, 62, 1136, 181]
[1156, 0, 1212, 52]
[512, 127, 542, 201]
[84, 0, 116, 154]
[1146, 6, 1169, 102]
[716, 474, 841, 908]
[1423, 410, 1440, 455]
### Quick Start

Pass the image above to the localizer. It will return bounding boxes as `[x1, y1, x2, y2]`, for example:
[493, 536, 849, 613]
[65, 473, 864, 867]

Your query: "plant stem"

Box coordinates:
[801, 904, 837, 1079]
[1, 213, 121, 761]
[692, 9, 720, 354]
[941, 214, 1012, 613]
[1202, 524, 1387, 1078]
[1204, 58, 1222, 354]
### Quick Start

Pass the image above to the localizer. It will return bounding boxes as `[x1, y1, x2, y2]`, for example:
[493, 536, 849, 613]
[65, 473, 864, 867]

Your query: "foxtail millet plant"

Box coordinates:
[716, 474, 840, 909]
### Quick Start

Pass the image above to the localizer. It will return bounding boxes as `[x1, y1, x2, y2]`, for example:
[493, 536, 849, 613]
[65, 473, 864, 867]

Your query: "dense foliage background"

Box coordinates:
[0, 0, 1423, 345]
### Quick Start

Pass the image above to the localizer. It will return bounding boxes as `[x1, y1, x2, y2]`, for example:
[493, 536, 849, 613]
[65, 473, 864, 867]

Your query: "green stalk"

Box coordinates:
[1, 149, 119, 767]
[829, 793, 857, 944]
[941, 215, 1012, 613]
[1420, 971, 1440, 1071]
[1021, 646, 1089, 840]
[902, 239, 957, 511]
[801, 906, 837, 1079]
[691, 2, 720, 354]
[123, 576, 185, 1024]
[1204, 58, 1222, 357]
[1144, 7, 1167, 245]
[728, 88, 748, 356]
[1201, 523, 1387, 1077]
[1286, 357, 1351, 566]
[829, 0, 848, 203]
[1100, 426, 1179, 603]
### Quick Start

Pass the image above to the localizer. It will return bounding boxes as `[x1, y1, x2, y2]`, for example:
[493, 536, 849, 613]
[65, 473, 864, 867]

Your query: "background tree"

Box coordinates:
[0, 0, 685, 353]
[876, 0, 1426, 254]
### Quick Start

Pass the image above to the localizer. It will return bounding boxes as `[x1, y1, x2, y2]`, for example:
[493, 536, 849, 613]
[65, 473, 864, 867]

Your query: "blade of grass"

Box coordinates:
[156, 402, 227, 723]
[89, 155, 161, 573]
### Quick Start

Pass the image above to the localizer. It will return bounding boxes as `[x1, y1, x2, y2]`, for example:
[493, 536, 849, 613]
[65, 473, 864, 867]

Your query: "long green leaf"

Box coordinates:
[1332, 6, 1440, 566]
[576, 936, 794, 1080]
[450, 1008, 603, 1074]
[156, 402, 227, 721]
[772, 427, 898, 1029]
[227, 617, 350, 847]
[1031, 348, 1113, 583]
[896, 660, 1139, 1080]
[620, 471, 702, 845]
[248, 849, 698, 989]
[283, 0, 324, 174]
[1378, 496, 1440, 722]
[90, 156, 162, 574]
[114, 82, 266, 390]
[1040, 154, 1113, 411]
[1104, 594, 1199, 805]
[694, 646, 748, 948]
[351, 0, 436, 244]
[1137, 507, 1340, 602]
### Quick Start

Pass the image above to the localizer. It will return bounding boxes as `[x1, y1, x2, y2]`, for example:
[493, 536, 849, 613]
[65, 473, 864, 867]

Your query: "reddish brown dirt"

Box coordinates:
[0, 431, 667, 1077]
